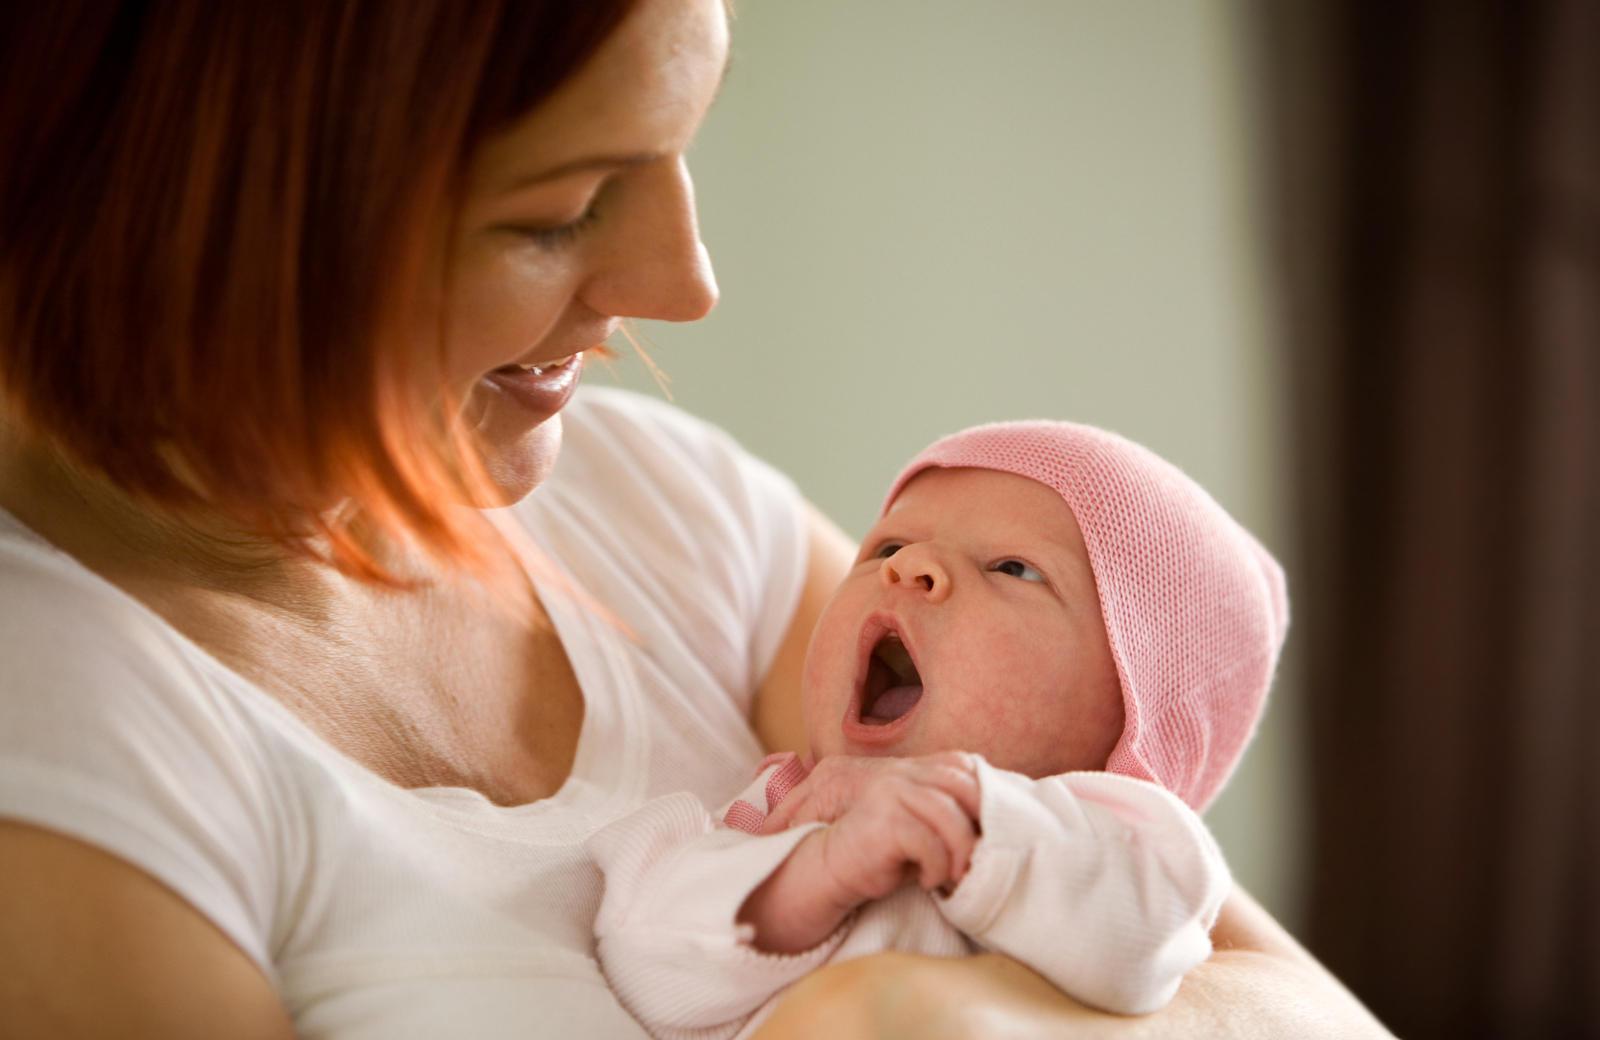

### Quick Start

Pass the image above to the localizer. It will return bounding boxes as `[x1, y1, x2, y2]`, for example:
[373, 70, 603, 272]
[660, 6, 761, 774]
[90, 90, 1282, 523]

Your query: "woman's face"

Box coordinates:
[438, 0, 728, 498]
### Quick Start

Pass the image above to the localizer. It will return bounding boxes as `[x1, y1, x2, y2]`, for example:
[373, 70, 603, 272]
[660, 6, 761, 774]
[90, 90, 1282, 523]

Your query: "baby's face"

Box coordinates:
[802, 468, 1125, 778]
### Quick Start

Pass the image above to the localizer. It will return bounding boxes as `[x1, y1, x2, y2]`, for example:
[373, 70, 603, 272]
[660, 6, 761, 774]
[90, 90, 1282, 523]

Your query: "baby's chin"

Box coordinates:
[804, 728, 840, 761]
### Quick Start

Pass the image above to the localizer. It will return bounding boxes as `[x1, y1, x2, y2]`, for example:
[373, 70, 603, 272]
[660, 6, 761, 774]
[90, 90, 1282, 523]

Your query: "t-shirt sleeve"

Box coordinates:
[0, 551, 283, 979]
[538, 388, 811, 704]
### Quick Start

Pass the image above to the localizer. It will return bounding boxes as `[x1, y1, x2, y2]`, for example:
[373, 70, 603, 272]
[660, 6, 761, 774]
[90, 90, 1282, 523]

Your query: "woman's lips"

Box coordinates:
[481, 351, 584, 418]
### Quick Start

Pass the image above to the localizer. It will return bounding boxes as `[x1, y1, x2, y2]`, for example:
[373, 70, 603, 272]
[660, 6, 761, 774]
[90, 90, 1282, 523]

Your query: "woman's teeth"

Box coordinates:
[502, 353, 576, 376]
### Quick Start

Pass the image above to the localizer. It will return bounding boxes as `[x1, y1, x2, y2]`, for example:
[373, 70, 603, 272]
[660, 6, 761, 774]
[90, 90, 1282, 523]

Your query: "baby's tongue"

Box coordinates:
[864, 684, 923, 724]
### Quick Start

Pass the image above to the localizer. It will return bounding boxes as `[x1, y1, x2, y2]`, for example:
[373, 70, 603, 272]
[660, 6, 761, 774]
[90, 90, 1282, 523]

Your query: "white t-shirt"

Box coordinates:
[0, 387, 810, 1039]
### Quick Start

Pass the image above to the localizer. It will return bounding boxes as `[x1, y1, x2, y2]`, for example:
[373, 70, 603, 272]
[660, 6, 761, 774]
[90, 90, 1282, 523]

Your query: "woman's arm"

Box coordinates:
[0, 821, 296, 1040]
[749, 885, 1393, 1040]
[752, 501, 857, 757]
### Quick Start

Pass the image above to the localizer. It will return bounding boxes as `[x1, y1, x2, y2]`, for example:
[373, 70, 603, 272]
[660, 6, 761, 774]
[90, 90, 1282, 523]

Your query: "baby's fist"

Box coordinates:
[760, 751, 980, 835]
[813, 761, 982, 904]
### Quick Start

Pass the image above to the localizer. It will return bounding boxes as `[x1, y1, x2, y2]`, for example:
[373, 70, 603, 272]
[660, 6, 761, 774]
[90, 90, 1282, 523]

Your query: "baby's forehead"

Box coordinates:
[888, 464, 1045, 501]
[881, 466, 1089, 554]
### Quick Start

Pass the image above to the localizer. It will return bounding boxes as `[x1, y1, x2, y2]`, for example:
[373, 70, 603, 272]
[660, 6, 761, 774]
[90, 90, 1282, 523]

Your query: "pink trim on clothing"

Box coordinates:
[723, 800, 766, 835]
[721, 752, 810, 834]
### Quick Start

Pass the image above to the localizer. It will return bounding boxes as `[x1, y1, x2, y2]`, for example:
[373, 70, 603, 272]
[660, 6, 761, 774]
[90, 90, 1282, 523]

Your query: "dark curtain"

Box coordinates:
[1259, 1, 1600, 1037]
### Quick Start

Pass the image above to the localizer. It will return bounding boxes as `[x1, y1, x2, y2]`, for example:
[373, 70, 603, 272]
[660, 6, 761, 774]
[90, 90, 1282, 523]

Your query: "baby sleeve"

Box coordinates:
[0, 549, 285, 978]
[587, 759, 839, 1040]
[935, 758, 1230, 1015]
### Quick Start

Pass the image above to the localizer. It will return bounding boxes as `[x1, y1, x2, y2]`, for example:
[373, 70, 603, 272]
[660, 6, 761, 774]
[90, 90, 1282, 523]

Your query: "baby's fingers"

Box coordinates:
[760, 758, 865, 832]
[758, 787, 807, 834]
[902, 787, 980, 885]
[909, 753, 982, 821]
[892, 809, 953, 892]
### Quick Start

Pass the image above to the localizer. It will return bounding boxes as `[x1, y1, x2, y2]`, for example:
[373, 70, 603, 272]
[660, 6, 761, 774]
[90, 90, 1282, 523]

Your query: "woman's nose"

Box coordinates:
[879, 544, 952, 604]
[581, 158, 718, 323]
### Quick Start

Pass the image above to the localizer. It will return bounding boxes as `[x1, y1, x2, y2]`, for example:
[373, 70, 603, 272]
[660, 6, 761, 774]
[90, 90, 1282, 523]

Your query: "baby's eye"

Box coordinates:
[991, 559, 1046, 583]
[873, 542, 904, 560]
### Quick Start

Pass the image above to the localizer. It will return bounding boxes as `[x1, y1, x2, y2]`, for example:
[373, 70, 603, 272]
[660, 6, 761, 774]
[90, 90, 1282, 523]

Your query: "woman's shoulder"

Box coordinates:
[0, 519, 278, 797]
[0, 521, 187, 683]
[0, 521, 286, 975]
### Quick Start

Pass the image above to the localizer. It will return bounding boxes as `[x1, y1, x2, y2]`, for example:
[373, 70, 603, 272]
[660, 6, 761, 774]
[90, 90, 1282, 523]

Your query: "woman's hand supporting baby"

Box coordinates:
[737, 753, 983, 953]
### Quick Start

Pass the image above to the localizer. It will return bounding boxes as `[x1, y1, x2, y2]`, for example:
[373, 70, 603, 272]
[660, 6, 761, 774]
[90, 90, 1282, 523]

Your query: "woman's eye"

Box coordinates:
[992, 558, 1045, 583]
[510, 204, 600, 250]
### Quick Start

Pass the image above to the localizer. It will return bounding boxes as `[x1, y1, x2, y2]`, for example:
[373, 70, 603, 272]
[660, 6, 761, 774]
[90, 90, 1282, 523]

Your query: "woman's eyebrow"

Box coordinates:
[503, 152, 663, 192]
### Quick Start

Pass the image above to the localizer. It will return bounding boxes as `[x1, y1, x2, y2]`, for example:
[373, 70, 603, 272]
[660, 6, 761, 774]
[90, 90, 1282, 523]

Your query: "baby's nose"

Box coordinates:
[879, 545, 952, 603]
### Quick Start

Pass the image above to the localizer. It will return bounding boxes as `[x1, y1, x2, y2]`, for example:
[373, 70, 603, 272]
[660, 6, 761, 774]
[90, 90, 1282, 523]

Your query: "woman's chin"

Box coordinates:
[473, 414, 563, 507]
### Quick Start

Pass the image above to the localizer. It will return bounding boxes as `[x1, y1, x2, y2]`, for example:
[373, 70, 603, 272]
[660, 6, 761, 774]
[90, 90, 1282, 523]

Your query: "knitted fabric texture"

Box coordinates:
[882, 421, 1289, 813]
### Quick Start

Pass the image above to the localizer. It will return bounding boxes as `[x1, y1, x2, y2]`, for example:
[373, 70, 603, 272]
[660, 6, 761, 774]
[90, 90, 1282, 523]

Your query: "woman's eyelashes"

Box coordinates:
[510, 204, 601, 250]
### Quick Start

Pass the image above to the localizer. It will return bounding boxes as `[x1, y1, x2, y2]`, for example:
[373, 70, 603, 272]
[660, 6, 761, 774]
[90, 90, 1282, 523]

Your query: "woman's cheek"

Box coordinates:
[445, 246, 571, 379]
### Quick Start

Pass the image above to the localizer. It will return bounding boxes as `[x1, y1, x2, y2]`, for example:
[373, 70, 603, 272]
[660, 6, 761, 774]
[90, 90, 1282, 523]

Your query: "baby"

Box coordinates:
[586, 421, 1289, 1039]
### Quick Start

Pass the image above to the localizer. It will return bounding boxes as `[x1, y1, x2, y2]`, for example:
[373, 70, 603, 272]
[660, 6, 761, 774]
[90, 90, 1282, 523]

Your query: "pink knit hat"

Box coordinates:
[882, 421, 1289, 813]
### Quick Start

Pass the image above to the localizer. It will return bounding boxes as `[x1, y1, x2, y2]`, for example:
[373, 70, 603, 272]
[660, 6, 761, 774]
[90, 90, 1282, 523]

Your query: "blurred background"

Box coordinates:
[595, 2, 1599, 1036]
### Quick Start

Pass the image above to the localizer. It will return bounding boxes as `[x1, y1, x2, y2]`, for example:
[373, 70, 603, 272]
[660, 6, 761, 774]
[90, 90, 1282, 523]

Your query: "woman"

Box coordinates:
[0, 1, 1387, 1036]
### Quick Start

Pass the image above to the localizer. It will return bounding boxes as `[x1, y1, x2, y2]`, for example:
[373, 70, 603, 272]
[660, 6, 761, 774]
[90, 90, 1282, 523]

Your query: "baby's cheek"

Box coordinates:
[797, 594, 859, 741]
[953, 619, 1076, 772]
[940, 711, 1011, 764]
[802, 599, 853, 690]
[939, 624, 1014, 708]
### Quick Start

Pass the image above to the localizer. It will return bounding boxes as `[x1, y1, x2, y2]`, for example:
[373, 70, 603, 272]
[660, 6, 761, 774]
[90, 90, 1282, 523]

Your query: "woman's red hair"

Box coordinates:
[0, 0, 639, 588]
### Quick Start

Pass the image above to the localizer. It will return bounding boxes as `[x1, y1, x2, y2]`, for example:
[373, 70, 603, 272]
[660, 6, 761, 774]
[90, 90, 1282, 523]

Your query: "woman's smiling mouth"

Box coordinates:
[481, 350, 585, 417]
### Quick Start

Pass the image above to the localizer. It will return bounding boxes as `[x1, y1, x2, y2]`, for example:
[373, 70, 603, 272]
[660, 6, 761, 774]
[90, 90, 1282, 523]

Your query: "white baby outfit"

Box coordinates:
[0, 387, 810, 1039]
[588, 750, 1230, 1039]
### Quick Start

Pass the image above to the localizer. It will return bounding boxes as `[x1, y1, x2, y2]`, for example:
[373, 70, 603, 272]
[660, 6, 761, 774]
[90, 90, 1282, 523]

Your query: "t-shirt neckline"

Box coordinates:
[0, 498, 640, 822]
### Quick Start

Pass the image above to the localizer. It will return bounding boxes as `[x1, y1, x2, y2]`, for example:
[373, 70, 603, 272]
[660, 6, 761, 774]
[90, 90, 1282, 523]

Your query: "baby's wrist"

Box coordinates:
[737, 830, 856, 954]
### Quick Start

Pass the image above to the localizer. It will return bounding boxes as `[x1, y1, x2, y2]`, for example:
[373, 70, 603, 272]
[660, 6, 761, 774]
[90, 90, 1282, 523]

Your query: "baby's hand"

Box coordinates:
[759, 752, 980, 836]
[739, 758, 983, 952]
[814, 762, 981, 901]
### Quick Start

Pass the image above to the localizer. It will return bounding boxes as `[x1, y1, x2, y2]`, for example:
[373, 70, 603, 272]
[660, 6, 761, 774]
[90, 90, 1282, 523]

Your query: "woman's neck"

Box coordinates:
[0, 421, 378, 618]
[0, 415, 534, 637]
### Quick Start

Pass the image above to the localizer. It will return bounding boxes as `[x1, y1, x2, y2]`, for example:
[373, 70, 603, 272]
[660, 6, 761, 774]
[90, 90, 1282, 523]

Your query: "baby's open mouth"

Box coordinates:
[859, 633, 924, 725]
